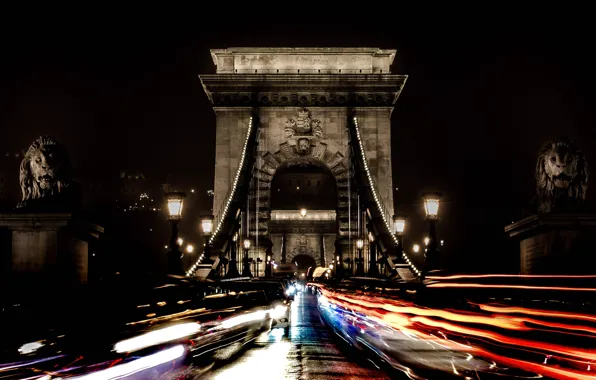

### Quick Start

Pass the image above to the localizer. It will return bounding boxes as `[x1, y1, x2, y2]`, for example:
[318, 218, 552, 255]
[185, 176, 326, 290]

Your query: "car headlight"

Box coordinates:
[114, 322, 200, 354]
[286, 285, 296, 296]
[270, 305, 288, 319]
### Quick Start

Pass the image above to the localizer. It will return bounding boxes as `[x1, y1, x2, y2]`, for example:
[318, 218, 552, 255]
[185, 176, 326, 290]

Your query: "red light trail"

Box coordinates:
[314, 284, 596, 379]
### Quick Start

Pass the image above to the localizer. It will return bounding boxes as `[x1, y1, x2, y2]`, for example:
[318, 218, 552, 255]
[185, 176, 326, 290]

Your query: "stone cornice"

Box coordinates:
[200, 74, 407, 107]
[505, 213, 596, 238]
[210, 48, 397, 74]
[0, 213, 71, 229]
[200, 74, 406, 91]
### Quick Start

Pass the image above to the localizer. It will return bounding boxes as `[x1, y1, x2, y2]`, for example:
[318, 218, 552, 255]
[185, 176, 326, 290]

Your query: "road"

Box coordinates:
[205, 291, 392, 379]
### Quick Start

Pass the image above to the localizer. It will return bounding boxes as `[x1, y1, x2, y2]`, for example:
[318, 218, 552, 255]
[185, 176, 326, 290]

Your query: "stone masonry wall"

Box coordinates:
[353, 108, 394, 216]
[212, 108, 252, 219]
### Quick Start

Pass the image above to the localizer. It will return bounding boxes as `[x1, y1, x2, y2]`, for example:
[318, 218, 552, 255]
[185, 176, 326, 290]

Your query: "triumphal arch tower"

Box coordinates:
[199, 47, 407, 276]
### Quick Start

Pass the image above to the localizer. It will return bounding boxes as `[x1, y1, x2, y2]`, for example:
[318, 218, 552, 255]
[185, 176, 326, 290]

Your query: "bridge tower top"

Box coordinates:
[209, 47, 397, 74]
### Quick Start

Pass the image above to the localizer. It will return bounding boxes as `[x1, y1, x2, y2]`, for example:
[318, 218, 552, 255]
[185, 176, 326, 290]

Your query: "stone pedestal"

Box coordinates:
[0, 213, 102, 295]
[505, 213, 596, 274]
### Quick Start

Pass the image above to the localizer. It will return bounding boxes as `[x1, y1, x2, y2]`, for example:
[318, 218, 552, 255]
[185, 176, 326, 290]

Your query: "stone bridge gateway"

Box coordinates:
[188, 47, 420, 278]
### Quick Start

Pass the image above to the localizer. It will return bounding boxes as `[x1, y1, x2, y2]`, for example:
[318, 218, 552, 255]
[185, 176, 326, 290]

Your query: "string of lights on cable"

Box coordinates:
[186, 116, 255, 277]
[352, 116, 421, 277]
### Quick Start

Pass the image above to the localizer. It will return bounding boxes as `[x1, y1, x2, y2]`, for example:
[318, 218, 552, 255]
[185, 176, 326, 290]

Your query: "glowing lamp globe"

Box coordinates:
[165, 192, 186, 220]
[243, 238, 252, 250]
[356, 238, 364, 249]
[300, 208, 307, 217]
[424, 197, 440, 219]
[200, 215, 214, 236]
[393, 217, 406, 235]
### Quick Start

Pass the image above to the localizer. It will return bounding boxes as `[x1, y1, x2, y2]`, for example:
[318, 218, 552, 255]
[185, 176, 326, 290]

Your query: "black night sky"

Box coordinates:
[1, 16, 594, 272]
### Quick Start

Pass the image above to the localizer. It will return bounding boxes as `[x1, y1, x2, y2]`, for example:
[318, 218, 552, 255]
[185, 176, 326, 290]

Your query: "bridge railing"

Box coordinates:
[349, 115, 422, 277]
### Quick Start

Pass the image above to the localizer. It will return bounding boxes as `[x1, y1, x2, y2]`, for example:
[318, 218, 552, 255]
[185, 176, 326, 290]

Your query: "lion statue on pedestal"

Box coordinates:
[16, 136, 79, 211]
[534, 137, 588, 213]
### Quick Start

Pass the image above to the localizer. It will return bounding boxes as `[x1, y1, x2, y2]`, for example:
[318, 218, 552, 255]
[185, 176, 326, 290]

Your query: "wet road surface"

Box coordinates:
[206, 291, 392, 379]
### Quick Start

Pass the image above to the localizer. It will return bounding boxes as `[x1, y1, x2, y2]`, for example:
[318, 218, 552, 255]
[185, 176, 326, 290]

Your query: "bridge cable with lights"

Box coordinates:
[186, 111, 420, 279]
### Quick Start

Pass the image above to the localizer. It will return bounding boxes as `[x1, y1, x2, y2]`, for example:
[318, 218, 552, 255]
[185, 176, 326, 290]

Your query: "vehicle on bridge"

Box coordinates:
[0, 277, 278, 379]
[218, 278, 293, 336]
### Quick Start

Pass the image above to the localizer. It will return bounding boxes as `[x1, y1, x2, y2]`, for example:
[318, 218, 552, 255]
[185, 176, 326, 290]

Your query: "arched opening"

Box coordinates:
[268, 163, 338, 272]
[270, 164, 336, 210]
[291, 254, 317, 275]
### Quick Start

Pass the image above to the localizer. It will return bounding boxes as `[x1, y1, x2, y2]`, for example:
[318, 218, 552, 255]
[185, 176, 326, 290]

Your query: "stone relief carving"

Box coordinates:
[16, 135, 80, 211]
[288, 235, 317, 259]
[284, 108, 323, 155]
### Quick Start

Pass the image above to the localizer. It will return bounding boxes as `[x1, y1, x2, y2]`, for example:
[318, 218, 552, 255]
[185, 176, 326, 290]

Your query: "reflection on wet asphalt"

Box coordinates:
[206, 292, 391, 379]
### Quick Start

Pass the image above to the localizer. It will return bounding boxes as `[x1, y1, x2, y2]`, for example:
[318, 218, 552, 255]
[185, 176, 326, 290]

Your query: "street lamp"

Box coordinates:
[201, 215, 214, 236]
[424, 197, 440, 220]
[165, 192, 186, 275]
[368, 231, 379, 277]
[393, 217, 406, 235]
[166, 193, 184, 221]
[392, 216, 406, 276]
[255, 257, 263, 277]
[413, 244, 420, 253]
[265, 255, 272, 277]
[423, 195, 441, 279]
[424, 237, 430, 246]
[200, 214, 214, 269]
[186, 244, 194, 254]
[300, 208, 307, 217]
[227, 232, 240, 278]
[242, 237, 253, 277]
[356, 237, 364, 276]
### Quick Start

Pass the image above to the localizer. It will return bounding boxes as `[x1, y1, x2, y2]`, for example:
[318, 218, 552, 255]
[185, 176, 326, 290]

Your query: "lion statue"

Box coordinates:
[17, 136, 77, 210]
[534, 137, 588, 213]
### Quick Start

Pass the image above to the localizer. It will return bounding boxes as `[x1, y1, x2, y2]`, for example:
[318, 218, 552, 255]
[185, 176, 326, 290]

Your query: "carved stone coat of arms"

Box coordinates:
[284, 108, 323, 155]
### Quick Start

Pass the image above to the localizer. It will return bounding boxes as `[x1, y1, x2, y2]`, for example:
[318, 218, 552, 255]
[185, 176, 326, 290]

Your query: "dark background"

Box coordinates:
[1, 15, 594, 273]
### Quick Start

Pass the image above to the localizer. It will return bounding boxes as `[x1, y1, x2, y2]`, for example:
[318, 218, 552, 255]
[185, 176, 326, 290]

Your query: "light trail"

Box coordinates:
[426, 282, 596, 292]
[313, 283, 596, 380]
[427, 274, 596, 280]
[473, 303, 596, 323]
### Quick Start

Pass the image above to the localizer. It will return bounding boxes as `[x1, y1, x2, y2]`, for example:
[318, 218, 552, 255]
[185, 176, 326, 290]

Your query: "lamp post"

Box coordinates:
[265, 255, 272, 277]
[392, 216, 406, 276]
[227, 232, 240, 278]
[242, 237, 253, 277]
[255, 257, 263, 277]
[368, 232, 379, 277]
[200, 213, 214, 260]
[264, 240, 273, 277]
[356, 237, 364, 276]
[334, 240, 343, 278]
[423, 195, 440, 279]
[165, 192, 185, 276]
[345, 257, 352, 275]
